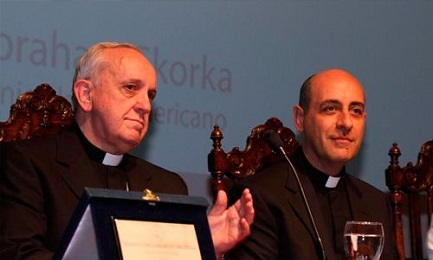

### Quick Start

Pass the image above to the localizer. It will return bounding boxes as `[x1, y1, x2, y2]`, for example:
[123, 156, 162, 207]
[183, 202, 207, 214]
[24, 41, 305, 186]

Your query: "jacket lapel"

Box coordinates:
[285, 164, 338, 260]
[121, 155, 152, 191]
[345, 176, 369, 218]
[55, 130, 103, 199]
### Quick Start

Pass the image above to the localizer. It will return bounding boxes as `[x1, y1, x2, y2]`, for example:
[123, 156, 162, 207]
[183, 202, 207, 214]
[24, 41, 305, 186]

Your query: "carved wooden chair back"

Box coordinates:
[386, 140, 433, 260]
[0, 83, 74, 142]
[208, 117, 300, 197]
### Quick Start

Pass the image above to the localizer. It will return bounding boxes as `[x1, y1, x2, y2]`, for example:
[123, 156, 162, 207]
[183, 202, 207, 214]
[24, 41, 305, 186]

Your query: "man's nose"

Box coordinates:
[134, 93, 151, 116]
[336, 111, 353, 134]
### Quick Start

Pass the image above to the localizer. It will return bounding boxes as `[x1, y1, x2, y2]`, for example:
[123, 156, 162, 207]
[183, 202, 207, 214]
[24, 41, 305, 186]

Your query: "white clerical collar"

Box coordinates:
[102, 153, 124, 166]
[325, 176, 341, 188]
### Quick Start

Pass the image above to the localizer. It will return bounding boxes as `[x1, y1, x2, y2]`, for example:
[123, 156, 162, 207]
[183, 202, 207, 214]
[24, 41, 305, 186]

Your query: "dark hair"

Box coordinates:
[299, 74, 315, 112]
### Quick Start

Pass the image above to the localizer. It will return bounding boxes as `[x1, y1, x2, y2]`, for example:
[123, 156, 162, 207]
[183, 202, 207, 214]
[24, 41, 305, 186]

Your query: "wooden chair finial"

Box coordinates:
[208, 117, 299, 198]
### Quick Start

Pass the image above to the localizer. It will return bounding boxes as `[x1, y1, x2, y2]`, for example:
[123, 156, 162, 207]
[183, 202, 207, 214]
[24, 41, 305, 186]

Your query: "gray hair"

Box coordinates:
[71, 42, 142, 110]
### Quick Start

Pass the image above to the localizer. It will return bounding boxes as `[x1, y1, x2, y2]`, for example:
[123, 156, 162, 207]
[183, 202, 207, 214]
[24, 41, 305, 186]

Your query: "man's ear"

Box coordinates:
[293, 105, 305, 132]
[73, 80, 93, 112]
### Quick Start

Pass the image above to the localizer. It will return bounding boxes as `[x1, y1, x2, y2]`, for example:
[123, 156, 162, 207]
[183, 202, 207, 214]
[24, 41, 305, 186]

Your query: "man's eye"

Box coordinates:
[351, 107, 364, 116]
[323, 106, 336, 113]
[148, 90, 157, 101]
[124, 84, 136, 91]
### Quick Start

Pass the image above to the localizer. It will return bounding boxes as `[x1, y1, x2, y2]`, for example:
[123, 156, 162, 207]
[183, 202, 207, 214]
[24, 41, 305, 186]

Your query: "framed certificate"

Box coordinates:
[113, 219, 201, 259]
[54, 188, 215, 260]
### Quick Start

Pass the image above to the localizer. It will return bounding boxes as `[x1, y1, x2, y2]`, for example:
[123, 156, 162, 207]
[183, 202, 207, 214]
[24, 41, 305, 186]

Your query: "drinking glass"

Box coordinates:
[344, 221, 384, 260]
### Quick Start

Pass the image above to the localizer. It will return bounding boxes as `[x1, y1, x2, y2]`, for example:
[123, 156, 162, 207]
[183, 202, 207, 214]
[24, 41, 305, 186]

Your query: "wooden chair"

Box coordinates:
[0, 83, 74, 142]
[208, 117, 300, 197]
[386, 140, 433, 260]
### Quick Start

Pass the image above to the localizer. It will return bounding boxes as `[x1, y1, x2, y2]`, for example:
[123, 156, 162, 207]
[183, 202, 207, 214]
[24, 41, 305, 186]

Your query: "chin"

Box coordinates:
[336, 155, 355, 163]
[330, 151, 355, 162]
[120, 136, 142, 149]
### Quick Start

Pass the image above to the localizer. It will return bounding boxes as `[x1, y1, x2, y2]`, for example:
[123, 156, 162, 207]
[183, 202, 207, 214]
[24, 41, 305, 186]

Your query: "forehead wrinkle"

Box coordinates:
[117, 55, 155, 87]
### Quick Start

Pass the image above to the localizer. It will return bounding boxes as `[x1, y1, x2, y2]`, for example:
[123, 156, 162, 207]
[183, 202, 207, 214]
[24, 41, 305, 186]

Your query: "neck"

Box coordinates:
[302, 147, 344, 177]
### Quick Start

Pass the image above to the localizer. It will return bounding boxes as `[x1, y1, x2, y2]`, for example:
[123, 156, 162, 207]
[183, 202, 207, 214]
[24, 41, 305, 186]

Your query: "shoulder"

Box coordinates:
[228, 161, 291, 201]
[128, 155, 181, 178]
[124, 154, 188, 195]
[0, 134, 57, 157]
[240, 161, 291, 187]
[1, 125, 76, 151]
[0, 127, 80, 165]
[345, 174, 388, 199]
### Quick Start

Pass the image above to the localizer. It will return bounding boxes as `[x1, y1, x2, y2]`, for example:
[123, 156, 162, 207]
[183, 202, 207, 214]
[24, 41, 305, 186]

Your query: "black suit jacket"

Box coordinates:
[0, 126, 188, 260]
[227, 149, 395, 260]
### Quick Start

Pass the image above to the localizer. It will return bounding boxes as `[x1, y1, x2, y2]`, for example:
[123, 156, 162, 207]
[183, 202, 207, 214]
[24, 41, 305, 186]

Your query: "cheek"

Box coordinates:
[96, 104, 124, 130]
[306, 117, 330, 134]
[354, 120, 366, 136]
[92, 93, 115, 115]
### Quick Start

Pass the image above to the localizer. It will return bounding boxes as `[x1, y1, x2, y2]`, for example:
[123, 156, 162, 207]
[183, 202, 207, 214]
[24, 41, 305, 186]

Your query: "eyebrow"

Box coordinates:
[118, 79, 151, 88]
[122, 79, 144, 85]
[320, 100, 365, 107]
[320, 99, 340, 106]
[349, 101, 365, 108]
